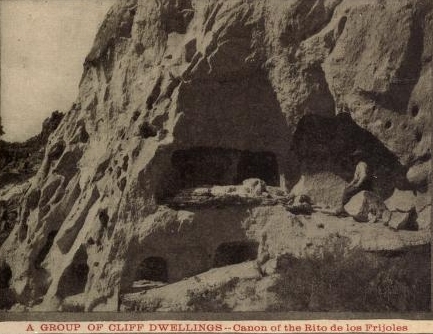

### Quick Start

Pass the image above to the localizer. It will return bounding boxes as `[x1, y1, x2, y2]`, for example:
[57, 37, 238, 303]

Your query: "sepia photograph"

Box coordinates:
[0, 0, 431, 319]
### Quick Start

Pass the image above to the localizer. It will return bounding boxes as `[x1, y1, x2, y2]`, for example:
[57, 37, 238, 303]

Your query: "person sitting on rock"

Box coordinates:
[336, 150, 372, 216]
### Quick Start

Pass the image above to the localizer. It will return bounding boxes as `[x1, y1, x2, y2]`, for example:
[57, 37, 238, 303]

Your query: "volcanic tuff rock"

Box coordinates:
[344, 191, 388, 223]
[0, 0, 431, 311]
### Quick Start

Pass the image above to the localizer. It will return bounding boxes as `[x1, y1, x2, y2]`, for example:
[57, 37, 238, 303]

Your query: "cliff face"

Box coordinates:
[0, 0, 431, 311]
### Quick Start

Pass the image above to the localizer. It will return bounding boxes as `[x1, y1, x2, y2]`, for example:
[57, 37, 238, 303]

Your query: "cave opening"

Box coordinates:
[171, 147, 279, 189]
[0, 262, 15, 310]
[56, 246, 89, 299]
[235, 151, 279, 185]
[134, 257, 168, 283]
[0, 262, 12, 289]
[213, 241, 259, 268]
[292, 113, 407, 198]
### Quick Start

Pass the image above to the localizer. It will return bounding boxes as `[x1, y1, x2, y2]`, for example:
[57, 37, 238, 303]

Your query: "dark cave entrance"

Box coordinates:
[292, 113, 407, 199]
[213, 241, 259, 268]
[0, 262, 14, 310]
[0, 262, 12, 289]
[134, 257, 168, 283]
[56, 246, 89, 298]
[235, 151, 279, 185]
[171, 147, 279, 189]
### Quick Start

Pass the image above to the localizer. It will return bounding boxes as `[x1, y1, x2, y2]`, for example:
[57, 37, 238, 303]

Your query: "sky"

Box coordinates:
[1, 0, 115, 142]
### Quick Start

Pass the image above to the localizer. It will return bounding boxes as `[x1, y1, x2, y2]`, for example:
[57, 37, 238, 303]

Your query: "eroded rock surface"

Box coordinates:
[0, 0, 431, 311]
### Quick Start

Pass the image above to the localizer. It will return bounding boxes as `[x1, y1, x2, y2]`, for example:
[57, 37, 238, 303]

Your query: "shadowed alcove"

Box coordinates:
[134, 257, 168, 283]
[292, 113, 408, 199]
[171, 147, 279, 189]
[56, 246, 89, 299]
[213, 241, 259, 268]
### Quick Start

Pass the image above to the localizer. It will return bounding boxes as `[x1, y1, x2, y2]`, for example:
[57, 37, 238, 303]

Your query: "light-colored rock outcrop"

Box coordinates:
[388, 207, 418, 231]
[344, 190, 387, 222]
[407, 160, 431, 188]
[0, 0, 430, 311]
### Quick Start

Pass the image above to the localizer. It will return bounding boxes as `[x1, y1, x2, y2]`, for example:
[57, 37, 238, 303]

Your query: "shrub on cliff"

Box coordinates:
[269, 238, 430, 312]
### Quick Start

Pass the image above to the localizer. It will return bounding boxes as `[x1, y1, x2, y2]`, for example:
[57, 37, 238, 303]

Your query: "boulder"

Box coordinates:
[286, 195, 314, 215]
[259, 258, 277, 276]
[344, 191, 387, 222]
[385, 189, 417, 212]
[290, 173, 346, 209]
[242, 179, 266, 196]
[406, 160, 431, 188]
[388, 207, 418, 231]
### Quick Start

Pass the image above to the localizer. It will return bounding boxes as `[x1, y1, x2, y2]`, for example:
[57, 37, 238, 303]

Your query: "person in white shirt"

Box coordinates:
[336, 150, 372, 216]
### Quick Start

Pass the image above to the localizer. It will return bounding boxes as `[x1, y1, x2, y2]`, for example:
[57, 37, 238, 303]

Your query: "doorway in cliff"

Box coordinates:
[0, 262, 14, 309]
[0, 262, 11, 289]
[134, 256, 168, 283]
[56, 246, 89, 299]
[170, 147, 279, 189]
[235, 151, 279, 185]
[213, 241, 259, 268]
